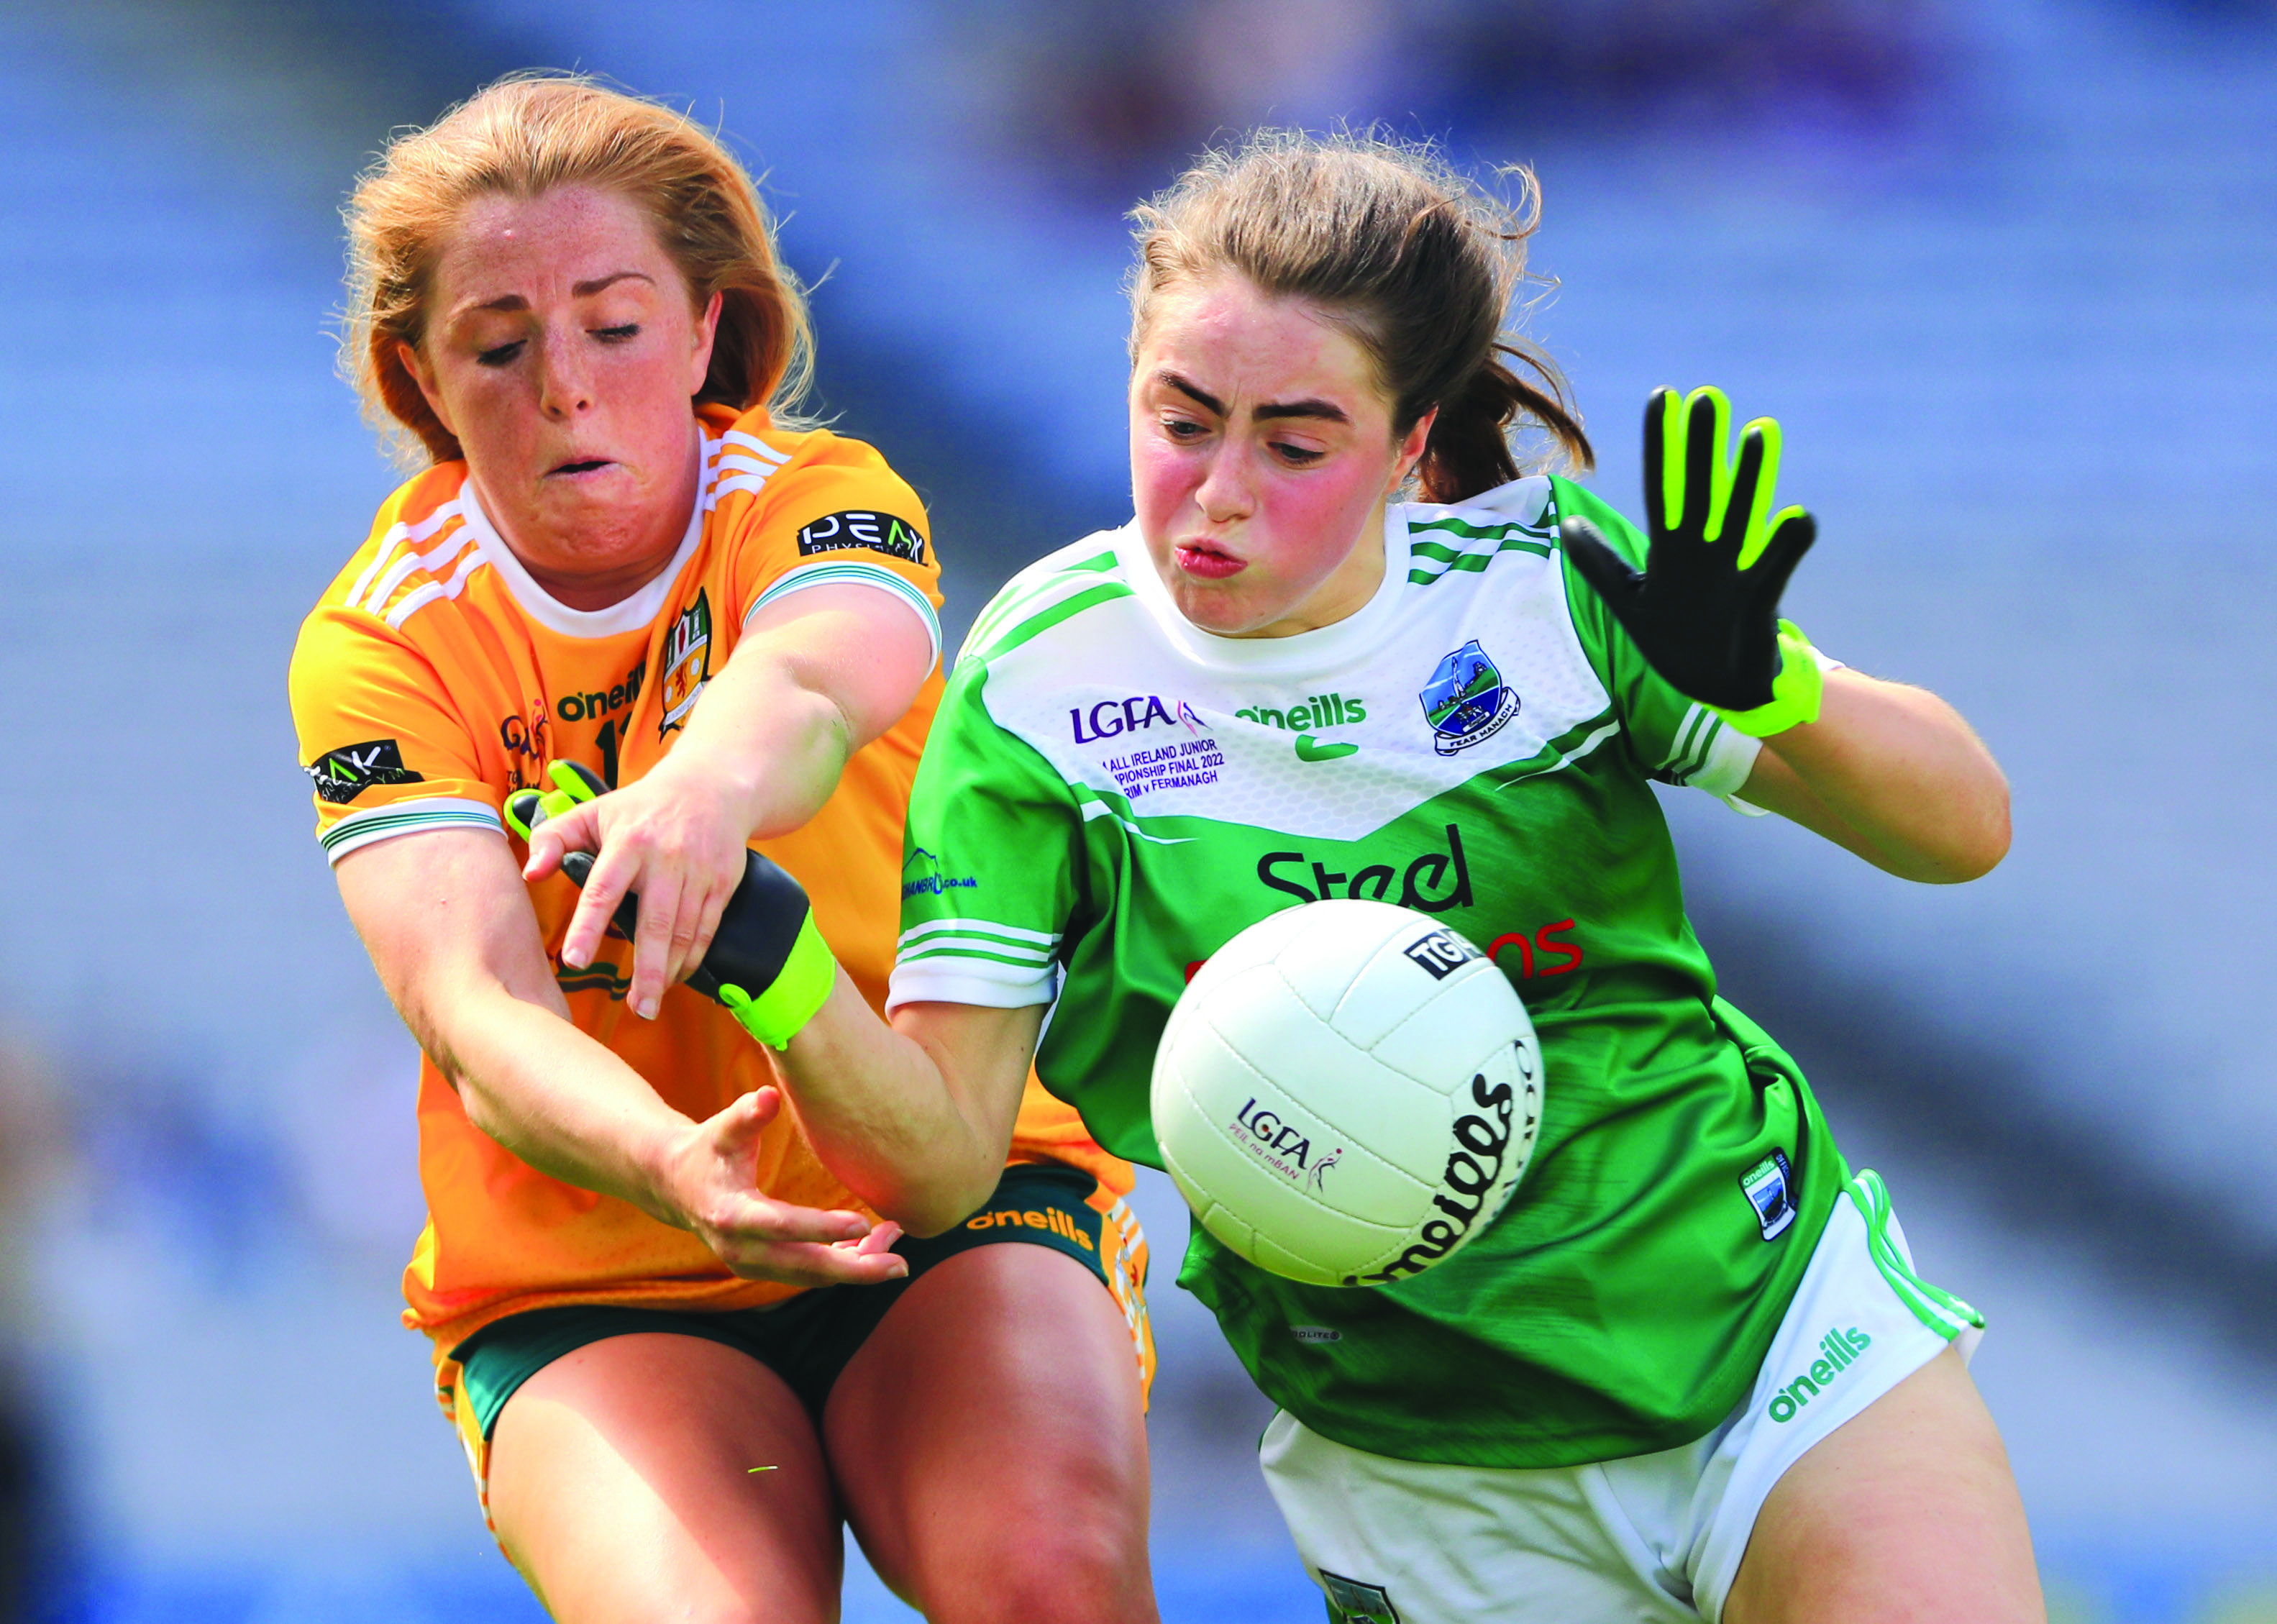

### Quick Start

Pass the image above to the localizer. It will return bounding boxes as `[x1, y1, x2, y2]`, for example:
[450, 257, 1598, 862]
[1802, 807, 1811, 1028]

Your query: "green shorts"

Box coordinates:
[452, 1163, 1149, 1442]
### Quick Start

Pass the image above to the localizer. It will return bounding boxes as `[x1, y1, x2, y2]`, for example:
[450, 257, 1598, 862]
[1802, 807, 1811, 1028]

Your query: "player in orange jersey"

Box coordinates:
[290, 75, 1157, 1624]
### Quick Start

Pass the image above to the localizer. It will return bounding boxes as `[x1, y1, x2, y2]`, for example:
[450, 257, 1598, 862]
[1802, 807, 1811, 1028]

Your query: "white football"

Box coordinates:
[1151, 898, 1544, 1287]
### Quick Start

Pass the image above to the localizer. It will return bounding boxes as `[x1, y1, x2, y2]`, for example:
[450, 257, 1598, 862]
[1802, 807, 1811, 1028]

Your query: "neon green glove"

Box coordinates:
[1561, 386, 1822, 734]
[1712, 619, 1823, 738]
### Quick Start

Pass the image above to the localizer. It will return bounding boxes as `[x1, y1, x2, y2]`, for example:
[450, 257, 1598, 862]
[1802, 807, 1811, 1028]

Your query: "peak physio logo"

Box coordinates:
[1767, 1327, 1873, 1423]
[796, 509, 926, 564]
[305, 739, 424, 805]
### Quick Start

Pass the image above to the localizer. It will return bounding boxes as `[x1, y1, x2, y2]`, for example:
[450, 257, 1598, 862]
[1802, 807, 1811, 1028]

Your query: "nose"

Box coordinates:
[534, 326, 594, 421]
[1194, 444, 1254, 526]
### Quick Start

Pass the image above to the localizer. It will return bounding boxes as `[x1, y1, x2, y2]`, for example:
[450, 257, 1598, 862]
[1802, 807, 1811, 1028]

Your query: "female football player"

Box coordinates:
[289, 74, 1156, 1624]
[730, 132, 2041, 1623]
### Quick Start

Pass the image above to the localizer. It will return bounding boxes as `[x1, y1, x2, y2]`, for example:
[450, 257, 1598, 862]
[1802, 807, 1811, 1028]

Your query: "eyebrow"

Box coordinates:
[1155, 370, 1351, 426]
[464, 270, 655, 315]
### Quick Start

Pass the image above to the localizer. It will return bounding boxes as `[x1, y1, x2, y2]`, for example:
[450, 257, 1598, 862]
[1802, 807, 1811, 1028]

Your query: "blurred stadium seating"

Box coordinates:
[1, 1, 2273, 1619]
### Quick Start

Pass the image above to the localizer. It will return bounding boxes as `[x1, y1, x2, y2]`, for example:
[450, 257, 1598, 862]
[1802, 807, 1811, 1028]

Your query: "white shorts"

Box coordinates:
[1258, 1169, 1982, 1624]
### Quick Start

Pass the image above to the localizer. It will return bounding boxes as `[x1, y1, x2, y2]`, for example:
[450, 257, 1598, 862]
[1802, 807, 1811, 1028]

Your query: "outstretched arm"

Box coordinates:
[336, 826, 907, 1285]
[1561, 386, 2009, 884]
[770, 994, 1046, 1238]
[1735, 667, 2009, 882]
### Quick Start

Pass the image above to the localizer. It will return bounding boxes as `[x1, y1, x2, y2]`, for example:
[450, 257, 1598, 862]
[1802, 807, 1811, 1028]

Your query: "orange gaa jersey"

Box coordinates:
[288, 403, 1128, 1364]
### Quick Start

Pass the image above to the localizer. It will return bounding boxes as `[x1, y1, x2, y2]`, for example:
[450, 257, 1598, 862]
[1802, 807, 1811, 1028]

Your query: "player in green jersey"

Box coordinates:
[730, 132, 2036, 1623]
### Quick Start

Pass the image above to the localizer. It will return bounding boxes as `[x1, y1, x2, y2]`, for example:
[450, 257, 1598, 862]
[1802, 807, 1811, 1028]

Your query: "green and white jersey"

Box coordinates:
[892, 473, 1843, 1469]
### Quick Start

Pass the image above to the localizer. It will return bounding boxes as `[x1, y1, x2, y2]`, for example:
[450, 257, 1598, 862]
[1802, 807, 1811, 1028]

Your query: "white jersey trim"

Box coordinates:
[887, 954, 1059, 1014]
[451, 433, 716, 639]
[896, 918, 1060, 952]
[321, 798, 503, 864]
[385, 539, 488, 629]
[743, 560, 943, 670]
[348, 498, 467, 613]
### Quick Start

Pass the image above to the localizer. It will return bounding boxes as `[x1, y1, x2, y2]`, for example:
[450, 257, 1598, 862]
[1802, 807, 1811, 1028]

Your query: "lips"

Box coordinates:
[548, 458, 613, 478]
[1174, 540, 1245, 581]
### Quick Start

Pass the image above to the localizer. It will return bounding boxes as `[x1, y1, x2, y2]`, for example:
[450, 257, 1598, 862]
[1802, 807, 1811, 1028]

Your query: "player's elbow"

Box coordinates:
[880, 1157, 1003, 1241]
[1908, 775, 2012, 884]
[1958, 790, 2012, 880]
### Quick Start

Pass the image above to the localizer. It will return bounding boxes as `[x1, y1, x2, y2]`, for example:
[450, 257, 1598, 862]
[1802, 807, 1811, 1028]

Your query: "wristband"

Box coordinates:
[713, 912, 837, 1050]
[1711, 620, 1823, 737]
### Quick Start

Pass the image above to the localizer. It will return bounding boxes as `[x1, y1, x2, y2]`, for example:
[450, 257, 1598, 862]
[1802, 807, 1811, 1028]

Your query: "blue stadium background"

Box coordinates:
[1, 1, 2273, 1619]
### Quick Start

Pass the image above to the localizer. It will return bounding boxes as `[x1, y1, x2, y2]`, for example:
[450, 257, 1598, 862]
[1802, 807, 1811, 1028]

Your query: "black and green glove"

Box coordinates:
[1559, 386, 1823, 737]
[503, 761, 837, 1051]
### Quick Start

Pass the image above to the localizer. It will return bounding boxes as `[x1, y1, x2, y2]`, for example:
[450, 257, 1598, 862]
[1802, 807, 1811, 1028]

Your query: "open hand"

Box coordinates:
[650, 1086, 908, 1287]
[1560, 386, 1815, 713]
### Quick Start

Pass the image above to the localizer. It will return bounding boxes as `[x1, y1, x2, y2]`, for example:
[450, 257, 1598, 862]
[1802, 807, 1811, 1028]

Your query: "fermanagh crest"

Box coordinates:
[1418, 639, 1519, 756]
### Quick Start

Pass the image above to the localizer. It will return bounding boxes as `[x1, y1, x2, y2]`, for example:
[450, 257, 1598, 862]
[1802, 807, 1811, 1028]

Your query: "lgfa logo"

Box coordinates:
[1230, 1097, 1338, 1187]
[1071, 693, 1180, 744]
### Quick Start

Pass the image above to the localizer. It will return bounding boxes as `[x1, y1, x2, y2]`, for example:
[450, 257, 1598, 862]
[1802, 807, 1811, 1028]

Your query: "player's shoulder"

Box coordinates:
[956, 527, 1138, 668]
[1537, 472, 1646, 567]
[702, 405, 922, 521]
[294, 461, 477, 672]
[1395, 475, 1564, 589]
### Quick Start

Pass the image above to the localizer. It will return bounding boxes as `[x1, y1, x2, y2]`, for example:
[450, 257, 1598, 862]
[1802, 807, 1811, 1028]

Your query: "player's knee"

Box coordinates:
[939, 1518, 1153, 1624]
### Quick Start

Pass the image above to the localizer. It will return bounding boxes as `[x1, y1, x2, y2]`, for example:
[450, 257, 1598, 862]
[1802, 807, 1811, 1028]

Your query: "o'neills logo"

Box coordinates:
[1344, 1064, 1521, 1285]
[1767, 1327, 1873, 1422]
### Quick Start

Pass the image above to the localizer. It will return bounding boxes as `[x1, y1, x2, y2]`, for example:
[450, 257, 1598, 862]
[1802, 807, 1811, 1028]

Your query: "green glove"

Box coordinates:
[503, 760, 836, 1050]
[1560, 386, 1822, 736]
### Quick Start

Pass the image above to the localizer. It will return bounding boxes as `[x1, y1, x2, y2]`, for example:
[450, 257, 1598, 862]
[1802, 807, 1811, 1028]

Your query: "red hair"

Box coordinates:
[342, 73, 812, 465]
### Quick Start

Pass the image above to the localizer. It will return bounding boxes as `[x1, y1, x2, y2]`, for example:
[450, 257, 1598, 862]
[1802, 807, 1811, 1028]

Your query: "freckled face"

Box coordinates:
[399, 185, 719, 602]
[1129, 275, 1432, 638]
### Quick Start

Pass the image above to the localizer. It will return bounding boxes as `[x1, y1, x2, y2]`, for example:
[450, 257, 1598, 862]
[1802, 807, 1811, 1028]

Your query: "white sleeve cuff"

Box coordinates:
[1667, 704, 1762, 800]
[743, 560, 942, 672]
[319, 797, 504, 862]
[886, 955, 1059, 1015]
[1714, 644, 1840, 816]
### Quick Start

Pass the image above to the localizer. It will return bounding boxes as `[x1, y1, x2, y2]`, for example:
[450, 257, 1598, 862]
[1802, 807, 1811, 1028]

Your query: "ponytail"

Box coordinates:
[1417, 343, 1592, 506]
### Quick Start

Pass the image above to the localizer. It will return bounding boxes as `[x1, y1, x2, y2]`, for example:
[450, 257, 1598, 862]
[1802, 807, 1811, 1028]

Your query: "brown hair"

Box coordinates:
[1128, 130, 1592, 503]
[342, 72, 813, 465]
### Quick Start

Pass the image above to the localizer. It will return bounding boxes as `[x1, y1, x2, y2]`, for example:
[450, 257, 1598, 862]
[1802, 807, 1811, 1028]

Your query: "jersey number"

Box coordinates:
[596, 717, 622, 788]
